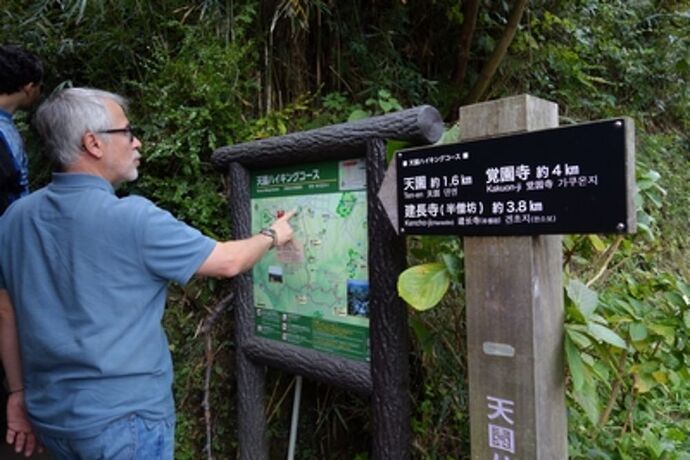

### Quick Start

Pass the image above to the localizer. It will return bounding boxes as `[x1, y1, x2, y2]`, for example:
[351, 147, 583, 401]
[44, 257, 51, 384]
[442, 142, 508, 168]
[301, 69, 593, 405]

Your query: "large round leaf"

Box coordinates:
[397, 262, 450, 311]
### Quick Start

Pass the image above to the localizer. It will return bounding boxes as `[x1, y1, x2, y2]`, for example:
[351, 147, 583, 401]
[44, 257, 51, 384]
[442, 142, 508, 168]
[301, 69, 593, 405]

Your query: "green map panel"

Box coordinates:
[251, 159, 370, 361]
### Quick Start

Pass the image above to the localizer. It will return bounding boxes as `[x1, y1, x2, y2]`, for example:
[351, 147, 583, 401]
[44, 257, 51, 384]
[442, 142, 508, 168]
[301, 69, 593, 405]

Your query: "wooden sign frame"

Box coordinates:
[212, 106, 443, 459]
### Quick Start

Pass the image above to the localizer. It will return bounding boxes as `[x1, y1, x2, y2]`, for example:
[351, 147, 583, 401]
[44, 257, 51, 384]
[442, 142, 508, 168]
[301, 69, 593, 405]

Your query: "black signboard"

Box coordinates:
[396, 118, 635, 236]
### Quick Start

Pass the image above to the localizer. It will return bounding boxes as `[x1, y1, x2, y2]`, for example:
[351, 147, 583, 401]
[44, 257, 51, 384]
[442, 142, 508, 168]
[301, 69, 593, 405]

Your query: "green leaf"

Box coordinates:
[647, 324, 675, 346]
[386, 140, 410, 162]
[439, 253, 461, 280]
[347, 109, 370, 122]
[629, 322, 648, 342]
[635, 221, 655, 241]
[589, 313, 608, 325]
[397, 263, 450, 311]
[566, 278, 599, 320]
[684, 310, 690, 330]
[587, 234, 607, 252]
[666, 291, 688, 308]
[633, 371, 657, 394]
[565, 336, 586, 391]
[666, 426, 688, 442]
[566, 327, 593, 348]
[587, 323, 627, 349]
[637, 169, 661, 189]
[408, 315, 434, 354]
[573, 377, 600, 426]
[652, 370, 668, 385]
[590, 359, 612, 388]
[679, 281, 690, 300]
[436, 123, 461, 145]
[642, 429, 663, 457]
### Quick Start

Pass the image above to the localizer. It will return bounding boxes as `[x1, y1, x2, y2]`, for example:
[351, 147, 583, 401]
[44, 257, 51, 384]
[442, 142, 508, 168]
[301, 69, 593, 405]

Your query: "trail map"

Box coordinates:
[250, 159, 370, 361]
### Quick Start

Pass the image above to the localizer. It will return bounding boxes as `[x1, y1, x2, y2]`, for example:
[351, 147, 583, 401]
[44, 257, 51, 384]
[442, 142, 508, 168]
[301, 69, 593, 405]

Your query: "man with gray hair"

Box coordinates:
[0, 87, 294, 459]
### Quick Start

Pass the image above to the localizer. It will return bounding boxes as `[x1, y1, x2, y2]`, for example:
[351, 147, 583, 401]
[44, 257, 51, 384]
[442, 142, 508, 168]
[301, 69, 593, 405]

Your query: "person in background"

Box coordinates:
[0, 44, 43, 213]
[0, 44, 43, 458]
[0, 87, 295, 459]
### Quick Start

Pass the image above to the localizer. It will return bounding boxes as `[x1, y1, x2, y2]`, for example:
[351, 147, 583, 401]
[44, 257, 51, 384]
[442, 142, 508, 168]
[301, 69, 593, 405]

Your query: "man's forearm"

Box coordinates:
[0, 289, 23, 392]
[196, 210, 296, 279]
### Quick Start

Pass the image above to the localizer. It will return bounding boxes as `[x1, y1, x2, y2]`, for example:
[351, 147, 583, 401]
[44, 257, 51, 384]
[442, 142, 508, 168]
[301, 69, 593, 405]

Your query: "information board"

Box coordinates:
[396, 118, 634, 236]
[251, 159, 370, 361]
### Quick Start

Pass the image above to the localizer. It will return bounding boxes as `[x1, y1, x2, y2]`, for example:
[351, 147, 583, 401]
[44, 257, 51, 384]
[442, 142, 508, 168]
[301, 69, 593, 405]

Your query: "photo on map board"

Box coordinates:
[268, 265, 283, 283]
[347, 279, 369, 318]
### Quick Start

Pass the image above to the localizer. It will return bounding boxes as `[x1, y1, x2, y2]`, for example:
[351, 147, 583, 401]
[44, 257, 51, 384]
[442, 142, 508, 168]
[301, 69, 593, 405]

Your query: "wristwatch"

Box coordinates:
[259, 227, 278, 249]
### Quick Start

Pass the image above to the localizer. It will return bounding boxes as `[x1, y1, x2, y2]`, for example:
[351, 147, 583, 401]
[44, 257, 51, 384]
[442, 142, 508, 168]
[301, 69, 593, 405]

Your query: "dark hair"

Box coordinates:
[0, 45, 43, 95]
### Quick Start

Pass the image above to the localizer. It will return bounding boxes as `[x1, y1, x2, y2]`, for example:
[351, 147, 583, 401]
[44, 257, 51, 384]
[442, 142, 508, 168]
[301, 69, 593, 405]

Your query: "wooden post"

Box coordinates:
[367, 139, 410, 459]
[461, 95, 567, 459]
[228, 162, 270, 460]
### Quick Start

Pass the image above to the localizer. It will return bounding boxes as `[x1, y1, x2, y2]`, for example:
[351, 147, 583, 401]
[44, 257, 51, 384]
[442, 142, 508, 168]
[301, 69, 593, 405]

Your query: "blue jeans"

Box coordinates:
[39, 414, 175, 460]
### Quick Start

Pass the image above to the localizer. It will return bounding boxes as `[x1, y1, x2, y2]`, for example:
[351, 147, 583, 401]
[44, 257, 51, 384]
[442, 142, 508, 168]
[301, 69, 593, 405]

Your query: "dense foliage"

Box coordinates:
[2, 1, 688, 458]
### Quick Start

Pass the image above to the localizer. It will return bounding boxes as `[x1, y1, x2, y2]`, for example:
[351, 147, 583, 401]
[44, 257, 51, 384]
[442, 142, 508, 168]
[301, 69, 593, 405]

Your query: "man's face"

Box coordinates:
[100, 99, 142, 185]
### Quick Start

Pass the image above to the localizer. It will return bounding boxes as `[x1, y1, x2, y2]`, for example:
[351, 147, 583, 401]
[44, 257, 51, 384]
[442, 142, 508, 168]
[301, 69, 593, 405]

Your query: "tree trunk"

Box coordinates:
[463, 0, 529, 104]
[452, 0, 480, 87]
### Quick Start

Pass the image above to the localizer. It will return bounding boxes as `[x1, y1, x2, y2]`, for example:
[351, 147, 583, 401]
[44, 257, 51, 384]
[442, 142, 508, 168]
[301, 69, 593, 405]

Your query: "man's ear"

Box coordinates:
[81, 132, 104, 159]
[20, 82, 39, 96]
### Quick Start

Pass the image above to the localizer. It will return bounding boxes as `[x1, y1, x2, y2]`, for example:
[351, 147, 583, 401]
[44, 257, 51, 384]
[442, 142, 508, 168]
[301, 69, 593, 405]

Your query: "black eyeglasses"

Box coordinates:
[96, 125, 136, 142]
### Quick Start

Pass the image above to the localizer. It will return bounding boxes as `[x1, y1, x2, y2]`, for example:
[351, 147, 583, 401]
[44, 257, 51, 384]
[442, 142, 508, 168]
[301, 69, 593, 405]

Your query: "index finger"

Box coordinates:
[278, 209, 297, 221]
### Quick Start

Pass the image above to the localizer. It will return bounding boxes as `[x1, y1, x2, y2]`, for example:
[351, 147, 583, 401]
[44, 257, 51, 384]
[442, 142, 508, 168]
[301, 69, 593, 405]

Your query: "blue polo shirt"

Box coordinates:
[0, 173, 216, 438]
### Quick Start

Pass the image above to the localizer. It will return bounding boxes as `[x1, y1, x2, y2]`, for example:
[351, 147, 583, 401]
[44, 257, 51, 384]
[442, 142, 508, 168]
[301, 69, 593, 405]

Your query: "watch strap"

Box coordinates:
[259, 227, 278, 248]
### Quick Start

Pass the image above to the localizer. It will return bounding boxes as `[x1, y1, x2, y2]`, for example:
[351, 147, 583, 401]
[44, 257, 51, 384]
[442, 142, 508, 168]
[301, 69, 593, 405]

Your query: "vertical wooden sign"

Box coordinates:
[461, 95, 568, 459]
